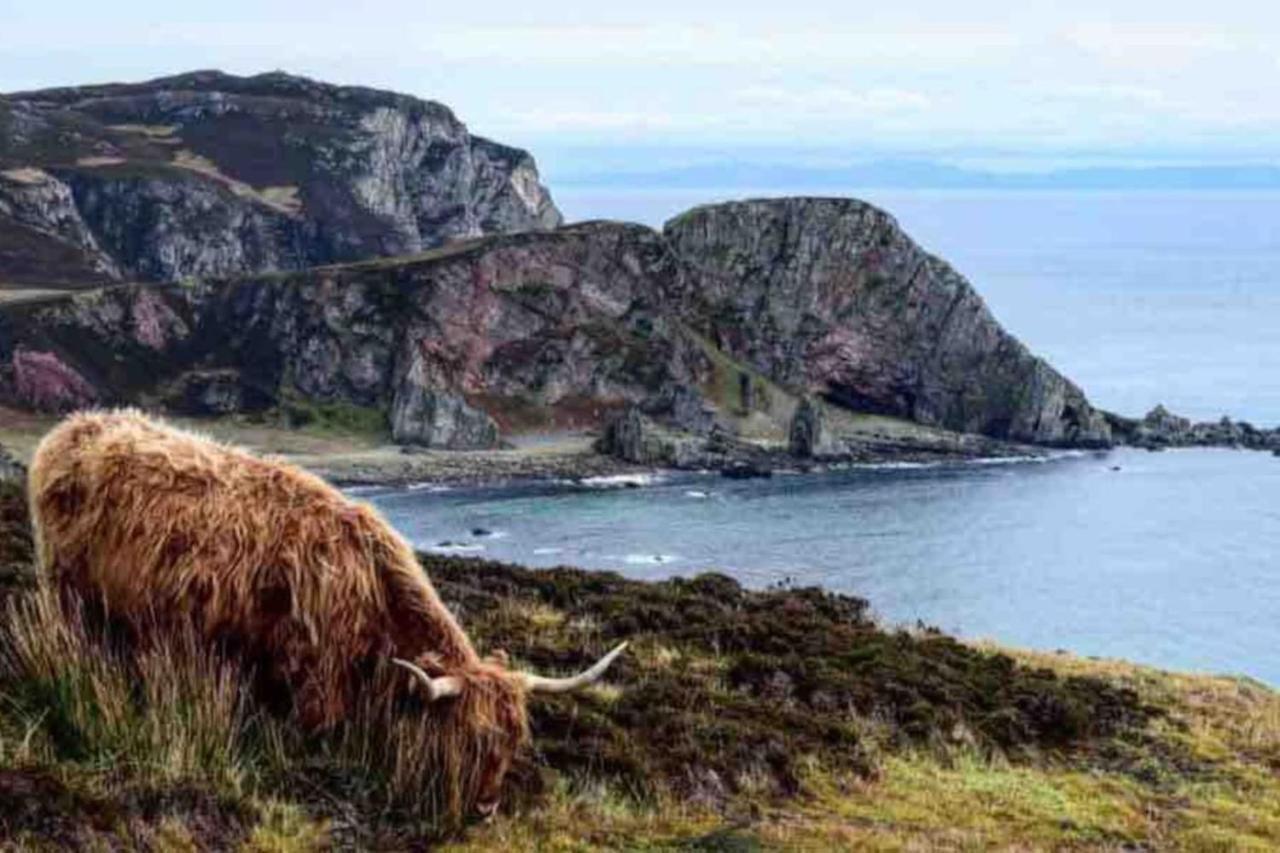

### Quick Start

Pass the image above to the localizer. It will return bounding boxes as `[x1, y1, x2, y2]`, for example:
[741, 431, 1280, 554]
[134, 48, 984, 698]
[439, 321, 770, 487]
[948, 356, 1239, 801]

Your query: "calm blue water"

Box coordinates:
[370, 191, 1280, 685]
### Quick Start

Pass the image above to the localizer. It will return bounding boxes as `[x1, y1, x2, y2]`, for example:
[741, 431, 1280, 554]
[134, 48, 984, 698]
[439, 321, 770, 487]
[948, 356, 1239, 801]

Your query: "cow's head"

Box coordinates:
[393, 642, 628, 819]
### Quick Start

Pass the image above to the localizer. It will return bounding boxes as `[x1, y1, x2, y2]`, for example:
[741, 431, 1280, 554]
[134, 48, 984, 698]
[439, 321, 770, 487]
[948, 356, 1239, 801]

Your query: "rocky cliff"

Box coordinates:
[0, 81, 1119, 459]
[0, 224, 708, 447]
[0, 199, 1115, 451]
[0, 70, 560, 289]
[664, 198, 1111, 447]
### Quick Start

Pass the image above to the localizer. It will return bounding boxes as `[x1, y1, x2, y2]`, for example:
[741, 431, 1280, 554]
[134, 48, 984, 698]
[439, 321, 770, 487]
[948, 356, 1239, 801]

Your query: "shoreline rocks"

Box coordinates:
[1108, 405, 1280, 452]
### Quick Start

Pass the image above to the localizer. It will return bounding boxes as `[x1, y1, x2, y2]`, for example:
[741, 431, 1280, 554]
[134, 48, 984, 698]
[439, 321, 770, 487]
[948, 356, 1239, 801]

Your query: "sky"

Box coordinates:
[3, 1, 1279, 175]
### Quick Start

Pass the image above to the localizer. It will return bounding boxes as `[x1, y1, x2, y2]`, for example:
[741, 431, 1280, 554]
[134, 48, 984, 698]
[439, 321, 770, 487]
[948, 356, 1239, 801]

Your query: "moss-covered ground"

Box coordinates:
[0, 479, 1276, 850]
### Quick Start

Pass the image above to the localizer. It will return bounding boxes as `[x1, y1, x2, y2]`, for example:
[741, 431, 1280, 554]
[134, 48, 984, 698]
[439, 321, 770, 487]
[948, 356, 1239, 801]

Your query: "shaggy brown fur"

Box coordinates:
[28, 409, 528, 815]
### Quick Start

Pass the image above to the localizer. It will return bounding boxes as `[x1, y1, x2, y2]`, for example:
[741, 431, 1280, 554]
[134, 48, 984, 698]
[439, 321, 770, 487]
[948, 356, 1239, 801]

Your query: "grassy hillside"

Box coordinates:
[0, 478, 1276, 850]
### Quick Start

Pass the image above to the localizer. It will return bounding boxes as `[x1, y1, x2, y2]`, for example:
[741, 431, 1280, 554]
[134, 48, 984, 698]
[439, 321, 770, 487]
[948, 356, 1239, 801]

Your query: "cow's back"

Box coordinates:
[29, 409, 480, 726]
[32, 412, 390, 653]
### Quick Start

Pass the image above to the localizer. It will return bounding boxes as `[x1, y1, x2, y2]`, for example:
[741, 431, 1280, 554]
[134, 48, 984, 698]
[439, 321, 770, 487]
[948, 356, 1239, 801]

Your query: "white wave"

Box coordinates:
[852, 460, 936, 471]
[426, 542, 486, 554]
[684, 490, 712, 499]
[620, 553, 679, 565]
[406, 481, 452, 492]
[580, 472, 664, 488]
[532, 547, 564, 556]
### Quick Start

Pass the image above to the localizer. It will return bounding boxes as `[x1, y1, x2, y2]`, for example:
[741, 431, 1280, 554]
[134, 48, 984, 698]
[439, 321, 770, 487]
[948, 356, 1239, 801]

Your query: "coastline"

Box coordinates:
[0, 406, 1060, 490]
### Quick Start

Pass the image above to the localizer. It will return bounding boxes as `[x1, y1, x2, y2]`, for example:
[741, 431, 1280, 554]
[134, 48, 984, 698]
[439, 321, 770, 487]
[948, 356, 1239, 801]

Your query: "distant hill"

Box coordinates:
[0, 70, 561, 290]
[556, 158, 1280, 191]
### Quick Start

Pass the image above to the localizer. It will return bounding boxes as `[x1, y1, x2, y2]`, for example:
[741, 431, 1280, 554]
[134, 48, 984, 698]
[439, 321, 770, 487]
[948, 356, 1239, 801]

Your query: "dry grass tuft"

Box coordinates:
[0, 587, 251, 791]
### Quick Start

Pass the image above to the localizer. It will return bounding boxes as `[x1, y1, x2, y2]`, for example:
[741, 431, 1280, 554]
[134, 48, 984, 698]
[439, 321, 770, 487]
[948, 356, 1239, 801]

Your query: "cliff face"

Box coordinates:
[0, 98, 1114, 457]
[0, 71, 561, 288]
[665, 198, 1111, 447]
[0, 224, 707, 447]
[0, 203, 1111, 450]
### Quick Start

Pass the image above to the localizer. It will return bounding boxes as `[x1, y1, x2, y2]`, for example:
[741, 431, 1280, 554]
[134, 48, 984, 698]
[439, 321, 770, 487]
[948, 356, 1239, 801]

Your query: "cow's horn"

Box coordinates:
[392, 658, 464, 702]
[522, 641, 629, 694]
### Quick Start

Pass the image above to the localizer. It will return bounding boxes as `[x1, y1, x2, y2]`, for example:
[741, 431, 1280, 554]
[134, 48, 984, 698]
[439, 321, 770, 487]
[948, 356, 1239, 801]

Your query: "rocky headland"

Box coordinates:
[1, 71, 1272, 483]
[0, 70, 560, 289]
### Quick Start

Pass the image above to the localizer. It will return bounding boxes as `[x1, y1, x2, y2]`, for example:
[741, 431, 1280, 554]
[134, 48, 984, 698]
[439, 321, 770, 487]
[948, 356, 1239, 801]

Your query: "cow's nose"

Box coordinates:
[476, 800, 499, 821]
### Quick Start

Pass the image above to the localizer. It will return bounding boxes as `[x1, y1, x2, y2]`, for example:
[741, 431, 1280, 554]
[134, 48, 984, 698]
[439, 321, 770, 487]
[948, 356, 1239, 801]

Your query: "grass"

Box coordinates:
[266, 392, 391, 443]
[0, 479, 1276, 849]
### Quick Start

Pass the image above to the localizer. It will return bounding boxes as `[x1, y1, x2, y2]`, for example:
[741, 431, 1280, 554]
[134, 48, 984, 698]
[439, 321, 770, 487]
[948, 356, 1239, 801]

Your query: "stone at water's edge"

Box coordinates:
[0, 70, 560, 288]
[390, 387, 499, 450]
[788, 396, 828, 458]
[664, 198, 1113, 447]
[1107, 404, 1280, 451]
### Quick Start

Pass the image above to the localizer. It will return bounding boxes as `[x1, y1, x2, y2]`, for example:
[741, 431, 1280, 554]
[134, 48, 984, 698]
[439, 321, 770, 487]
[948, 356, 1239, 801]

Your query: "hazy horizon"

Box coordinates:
[6, 1, 1279, 182]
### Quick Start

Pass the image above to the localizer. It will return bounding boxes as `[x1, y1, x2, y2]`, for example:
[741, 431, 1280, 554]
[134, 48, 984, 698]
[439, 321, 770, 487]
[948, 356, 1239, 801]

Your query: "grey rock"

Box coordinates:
[788, 396, 828, 458]
[0, 223, 708, 434]
[665, 198, 1112, 448]
[1110, 404, 1279, 450]
[665, 384, 717, 434]
[0, 70, 561, 286]
[721, 461, 773, 479]
[598, 405, 667, 465]
[391, 386, 499, 450]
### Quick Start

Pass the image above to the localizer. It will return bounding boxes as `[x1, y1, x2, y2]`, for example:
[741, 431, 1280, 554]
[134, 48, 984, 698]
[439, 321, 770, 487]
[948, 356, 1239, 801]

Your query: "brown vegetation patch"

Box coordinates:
[0, 768, 253, 850]
[171, 150, 303, 216]
[468, 392, 626, 434]
[0, 480, 33, 592]
[427, 558, 1162, 806]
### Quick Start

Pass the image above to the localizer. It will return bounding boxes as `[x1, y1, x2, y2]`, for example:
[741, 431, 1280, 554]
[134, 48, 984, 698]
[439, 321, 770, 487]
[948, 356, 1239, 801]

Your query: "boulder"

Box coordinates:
[598, 405, 668, 465]
[390, 385, 499, 450]
[788, 396, 828, 458]
[721, 461, 773, 480]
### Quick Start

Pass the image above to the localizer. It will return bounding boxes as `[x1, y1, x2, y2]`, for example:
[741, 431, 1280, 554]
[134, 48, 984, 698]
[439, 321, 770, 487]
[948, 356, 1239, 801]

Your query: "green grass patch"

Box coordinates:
[269, 393, 390, 442]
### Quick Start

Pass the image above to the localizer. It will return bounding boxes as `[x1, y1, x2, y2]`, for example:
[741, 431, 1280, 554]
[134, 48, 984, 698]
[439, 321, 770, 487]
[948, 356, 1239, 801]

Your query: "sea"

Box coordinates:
[368, 189, 1280, 686]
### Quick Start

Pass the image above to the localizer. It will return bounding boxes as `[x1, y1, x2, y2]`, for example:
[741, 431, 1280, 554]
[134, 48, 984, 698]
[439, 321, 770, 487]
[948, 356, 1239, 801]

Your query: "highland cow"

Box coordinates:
[27, 409, 626, 818]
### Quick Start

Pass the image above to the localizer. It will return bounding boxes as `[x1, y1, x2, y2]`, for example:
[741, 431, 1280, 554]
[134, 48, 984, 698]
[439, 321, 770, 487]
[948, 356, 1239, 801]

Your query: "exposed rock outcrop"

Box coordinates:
[0, 70, 560, 288]
[0, 224, 709, 450]
[1108, 405, 1280, 451]
[0, 197, 1124, 453]
[665, 198, 1112, 448]
[788, 396, 829, 458]
[598, 405, 668, 465]
[391, 387, 499, 450]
